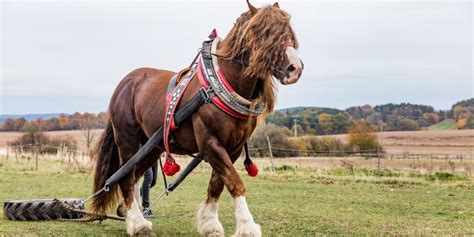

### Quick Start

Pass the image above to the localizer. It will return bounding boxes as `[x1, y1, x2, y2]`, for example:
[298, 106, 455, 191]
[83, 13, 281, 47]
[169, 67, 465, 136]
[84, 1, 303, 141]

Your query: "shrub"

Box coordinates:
[425, 172, 467, 181]
[10, 131, 77, 154]
[287, 136, 348, 157]
[348, 122, 380, 154]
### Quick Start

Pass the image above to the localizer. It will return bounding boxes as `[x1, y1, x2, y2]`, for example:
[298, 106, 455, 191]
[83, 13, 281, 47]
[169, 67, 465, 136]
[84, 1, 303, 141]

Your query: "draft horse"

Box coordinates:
[91, 1, 303, 236]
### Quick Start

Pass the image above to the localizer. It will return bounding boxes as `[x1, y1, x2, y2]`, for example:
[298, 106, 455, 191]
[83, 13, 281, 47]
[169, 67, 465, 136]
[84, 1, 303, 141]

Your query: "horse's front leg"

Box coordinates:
[196, 170, 225, 237]
[201, 138, 261, 237]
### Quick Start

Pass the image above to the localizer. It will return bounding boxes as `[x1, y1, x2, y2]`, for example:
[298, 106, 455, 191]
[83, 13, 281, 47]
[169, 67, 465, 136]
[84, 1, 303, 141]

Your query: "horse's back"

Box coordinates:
[109, 67, 175, 136]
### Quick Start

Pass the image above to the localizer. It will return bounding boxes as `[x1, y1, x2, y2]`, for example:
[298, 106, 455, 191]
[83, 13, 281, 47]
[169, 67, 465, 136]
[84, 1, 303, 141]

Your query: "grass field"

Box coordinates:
[429, 119, 457, 131]
[1, 158, 473, 236]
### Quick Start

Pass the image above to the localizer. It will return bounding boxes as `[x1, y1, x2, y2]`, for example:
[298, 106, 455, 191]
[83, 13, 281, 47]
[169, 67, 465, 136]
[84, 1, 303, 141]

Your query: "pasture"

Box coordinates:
[1, 157, 473, 236]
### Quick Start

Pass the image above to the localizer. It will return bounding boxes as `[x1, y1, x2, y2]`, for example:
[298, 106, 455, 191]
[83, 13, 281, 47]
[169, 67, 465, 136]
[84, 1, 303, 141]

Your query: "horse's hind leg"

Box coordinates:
[114, 127, 154, 236]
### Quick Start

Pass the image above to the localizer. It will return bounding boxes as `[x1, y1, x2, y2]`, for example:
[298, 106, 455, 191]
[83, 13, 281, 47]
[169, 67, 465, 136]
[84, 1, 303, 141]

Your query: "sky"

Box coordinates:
[0, 0, 472, 114]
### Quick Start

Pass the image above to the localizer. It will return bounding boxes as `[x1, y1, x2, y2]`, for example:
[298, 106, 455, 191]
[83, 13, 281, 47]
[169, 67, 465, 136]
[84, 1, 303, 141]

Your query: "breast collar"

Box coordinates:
[197, 36, 266, 119]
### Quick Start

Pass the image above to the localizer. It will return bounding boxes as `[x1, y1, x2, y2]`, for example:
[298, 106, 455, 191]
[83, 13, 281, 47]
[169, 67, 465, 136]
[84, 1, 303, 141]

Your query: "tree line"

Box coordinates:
[1, 99, 473, 135]
[1, 112, 108, 132]
[266, 99, 474, 135]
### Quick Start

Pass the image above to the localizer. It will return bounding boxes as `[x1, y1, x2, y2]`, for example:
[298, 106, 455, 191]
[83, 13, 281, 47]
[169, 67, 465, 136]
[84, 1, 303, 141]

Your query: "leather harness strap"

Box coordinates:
[163, 68, 197, 163]
[197, 37, 265, 119]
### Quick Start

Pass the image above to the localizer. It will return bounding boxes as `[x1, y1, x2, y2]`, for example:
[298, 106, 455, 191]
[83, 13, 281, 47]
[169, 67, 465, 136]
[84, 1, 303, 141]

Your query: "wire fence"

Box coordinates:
[2, 143, 91, 171]
[2, 141, 473, 175]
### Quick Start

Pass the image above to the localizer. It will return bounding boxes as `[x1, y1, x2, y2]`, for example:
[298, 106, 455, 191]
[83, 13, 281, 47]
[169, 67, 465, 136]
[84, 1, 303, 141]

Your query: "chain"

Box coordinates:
[53, 198, 124, 222]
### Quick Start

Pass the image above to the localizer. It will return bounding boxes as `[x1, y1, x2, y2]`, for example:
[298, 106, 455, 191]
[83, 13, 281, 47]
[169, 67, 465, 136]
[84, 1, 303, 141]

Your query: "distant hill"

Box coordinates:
[276, 107, 344, 116]
[0, 113, 64, 124]
[2, 98, 473, 134]
[267, 100, 474, 135]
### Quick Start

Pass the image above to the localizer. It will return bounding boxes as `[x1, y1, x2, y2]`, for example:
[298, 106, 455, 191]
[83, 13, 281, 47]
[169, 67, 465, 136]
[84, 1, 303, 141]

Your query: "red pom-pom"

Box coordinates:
[163, 161, 180, 176]
[244, 163, 259, 177]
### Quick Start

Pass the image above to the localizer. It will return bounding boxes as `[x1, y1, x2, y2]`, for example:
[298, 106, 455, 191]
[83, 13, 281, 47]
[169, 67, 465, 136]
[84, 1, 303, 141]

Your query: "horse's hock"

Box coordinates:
[3, 199, 84, 221]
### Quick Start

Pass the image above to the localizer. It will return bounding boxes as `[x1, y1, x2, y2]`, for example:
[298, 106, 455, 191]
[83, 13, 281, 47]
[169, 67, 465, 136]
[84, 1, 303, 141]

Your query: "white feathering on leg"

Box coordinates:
[233, 196, 261, 237]
[196, 201, 224, 237]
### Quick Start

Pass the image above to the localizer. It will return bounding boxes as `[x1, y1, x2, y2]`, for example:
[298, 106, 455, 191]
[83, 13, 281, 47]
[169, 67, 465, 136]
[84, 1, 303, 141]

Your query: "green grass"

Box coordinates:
[428, 119, 457, 130]
[1, 159, 473, 236]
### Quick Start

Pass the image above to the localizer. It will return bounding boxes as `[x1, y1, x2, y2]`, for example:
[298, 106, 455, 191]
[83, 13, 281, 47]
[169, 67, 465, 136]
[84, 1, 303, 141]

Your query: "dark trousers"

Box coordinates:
[140, 162, 158, 208]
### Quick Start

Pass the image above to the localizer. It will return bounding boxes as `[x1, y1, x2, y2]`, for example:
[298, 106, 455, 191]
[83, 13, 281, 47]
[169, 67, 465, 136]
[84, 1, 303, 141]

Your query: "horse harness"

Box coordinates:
[162, 30, 261, 176]
[68, 30, 261, 214]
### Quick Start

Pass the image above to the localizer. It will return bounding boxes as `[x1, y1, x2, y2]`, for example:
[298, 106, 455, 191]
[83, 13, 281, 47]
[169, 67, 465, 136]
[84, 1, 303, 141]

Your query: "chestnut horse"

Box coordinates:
[91, 1, 303, 236]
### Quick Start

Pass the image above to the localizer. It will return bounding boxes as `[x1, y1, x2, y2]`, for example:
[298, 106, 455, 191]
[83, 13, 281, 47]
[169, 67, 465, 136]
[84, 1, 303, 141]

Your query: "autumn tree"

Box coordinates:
[348, 122, 379, 153]
[79, 113, 97, 154]
[59, 114, 70, 129]
[318, 113, 333, 134]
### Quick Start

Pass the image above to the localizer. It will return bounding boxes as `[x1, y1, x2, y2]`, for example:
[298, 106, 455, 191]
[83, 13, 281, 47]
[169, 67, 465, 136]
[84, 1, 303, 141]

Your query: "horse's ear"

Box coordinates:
[247, 0, 257, 16]
[272, 2, 280, 8]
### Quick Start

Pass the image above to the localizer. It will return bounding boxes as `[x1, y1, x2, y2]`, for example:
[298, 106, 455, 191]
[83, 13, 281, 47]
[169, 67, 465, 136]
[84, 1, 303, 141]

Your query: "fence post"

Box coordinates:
[35, 143, 39, 171]
[266, 136, 275, 174]
[6, 141, 9, 160]
[430, 154, 433, 171]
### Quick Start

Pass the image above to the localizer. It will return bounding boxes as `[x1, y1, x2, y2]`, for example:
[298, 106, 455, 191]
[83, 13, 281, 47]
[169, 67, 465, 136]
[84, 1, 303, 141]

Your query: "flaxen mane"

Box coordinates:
[219, 6, 299, 115]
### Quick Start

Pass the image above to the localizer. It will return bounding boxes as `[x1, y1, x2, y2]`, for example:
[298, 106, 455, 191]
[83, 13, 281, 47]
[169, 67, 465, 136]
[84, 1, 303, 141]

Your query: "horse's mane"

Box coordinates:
[219, 6, 298, 115]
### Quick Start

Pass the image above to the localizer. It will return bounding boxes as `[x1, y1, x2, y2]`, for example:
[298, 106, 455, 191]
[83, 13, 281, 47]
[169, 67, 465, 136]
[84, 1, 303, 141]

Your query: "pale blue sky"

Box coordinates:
[1, 0, 472, 114]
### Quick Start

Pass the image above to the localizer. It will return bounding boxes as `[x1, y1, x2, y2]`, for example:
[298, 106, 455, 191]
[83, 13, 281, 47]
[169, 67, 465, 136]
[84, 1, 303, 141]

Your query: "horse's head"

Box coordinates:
[222, 1, 303, 85]
[219, 1, 303, 114]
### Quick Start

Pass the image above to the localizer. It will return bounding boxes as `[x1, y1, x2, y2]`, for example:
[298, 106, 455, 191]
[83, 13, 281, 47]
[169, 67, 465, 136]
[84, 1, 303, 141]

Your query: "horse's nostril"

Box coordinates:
[287, 64, 296, 72]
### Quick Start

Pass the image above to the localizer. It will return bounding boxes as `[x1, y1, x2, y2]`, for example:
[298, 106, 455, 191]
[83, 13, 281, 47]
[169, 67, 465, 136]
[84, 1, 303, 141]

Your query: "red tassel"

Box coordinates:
[245, 163, 259, 177]
[209, 29, 218, 39]
[163, 160, 180, 176]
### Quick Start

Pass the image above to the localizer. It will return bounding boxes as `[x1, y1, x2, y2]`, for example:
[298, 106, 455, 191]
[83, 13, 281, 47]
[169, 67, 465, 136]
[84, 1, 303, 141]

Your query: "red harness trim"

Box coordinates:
[197, 60, 255, 119]
[216, 69, 235, 93]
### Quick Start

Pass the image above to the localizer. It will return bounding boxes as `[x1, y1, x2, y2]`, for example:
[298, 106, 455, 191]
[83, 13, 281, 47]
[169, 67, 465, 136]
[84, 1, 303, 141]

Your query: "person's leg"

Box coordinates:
[150, 162, 158, 188]
[141, 168, 153, 209]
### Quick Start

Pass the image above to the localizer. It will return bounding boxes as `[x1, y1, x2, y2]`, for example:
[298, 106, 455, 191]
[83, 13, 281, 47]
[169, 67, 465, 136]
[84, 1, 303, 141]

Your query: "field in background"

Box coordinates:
[1, 129, 473, 155]
[319, 129, 473, 155]
[0, 158, 473, 235]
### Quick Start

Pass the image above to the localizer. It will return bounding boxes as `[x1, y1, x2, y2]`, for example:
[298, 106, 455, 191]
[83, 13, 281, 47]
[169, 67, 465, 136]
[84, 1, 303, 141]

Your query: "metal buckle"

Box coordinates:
[199, 87, 212, 103]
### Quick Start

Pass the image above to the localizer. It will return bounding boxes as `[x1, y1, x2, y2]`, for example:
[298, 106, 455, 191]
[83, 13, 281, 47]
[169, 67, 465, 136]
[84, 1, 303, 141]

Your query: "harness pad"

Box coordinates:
[163, 68, 196, 164]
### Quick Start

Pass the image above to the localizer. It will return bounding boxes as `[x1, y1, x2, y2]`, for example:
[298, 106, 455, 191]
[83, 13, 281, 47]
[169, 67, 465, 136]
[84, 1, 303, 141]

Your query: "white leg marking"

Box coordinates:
[134, 182, 142, 210]
[233, 196, 261, 237]
[126, 197, 153, 236]
[196, 201, 224, 237]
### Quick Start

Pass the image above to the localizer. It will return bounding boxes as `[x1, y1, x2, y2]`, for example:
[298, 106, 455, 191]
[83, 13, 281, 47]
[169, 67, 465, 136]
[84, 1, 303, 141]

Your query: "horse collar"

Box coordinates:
[197, 36, 265, 119]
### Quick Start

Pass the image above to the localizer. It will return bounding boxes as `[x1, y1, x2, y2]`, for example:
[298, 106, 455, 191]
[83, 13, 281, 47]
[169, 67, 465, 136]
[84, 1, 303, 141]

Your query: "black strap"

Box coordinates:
[243, 142, 252, 166]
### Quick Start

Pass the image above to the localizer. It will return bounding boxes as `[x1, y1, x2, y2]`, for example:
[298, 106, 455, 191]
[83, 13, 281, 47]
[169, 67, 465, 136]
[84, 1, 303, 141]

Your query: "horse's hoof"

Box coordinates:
[133, 226, 156, 237]
[233, 222, 261, 237]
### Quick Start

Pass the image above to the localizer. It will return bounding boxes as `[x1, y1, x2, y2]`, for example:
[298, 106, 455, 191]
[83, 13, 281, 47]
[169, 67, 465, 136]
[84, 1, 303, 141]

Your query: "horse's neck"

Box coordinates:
[216, 57, 260, 100]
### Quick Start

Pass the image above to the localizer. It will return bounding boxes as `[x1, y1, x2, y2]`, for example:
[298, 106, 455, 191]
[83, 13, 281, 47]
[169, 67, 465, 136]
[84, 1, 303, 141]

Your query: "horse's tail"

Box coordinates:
[91, 121, 121, 213]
